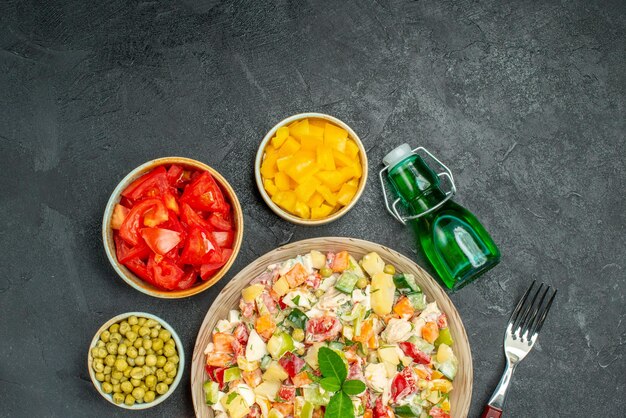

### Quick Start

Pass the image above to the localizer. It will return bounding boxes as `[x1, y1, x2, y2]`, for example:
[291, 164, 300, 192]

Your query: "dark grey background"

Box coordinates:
[1, 0, 624, 417]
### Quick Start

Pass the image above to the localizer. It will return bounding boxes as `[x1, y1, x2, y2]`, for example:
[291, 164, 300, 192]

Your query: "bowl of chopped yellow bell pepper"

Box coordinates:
[255, 113, 368, 225]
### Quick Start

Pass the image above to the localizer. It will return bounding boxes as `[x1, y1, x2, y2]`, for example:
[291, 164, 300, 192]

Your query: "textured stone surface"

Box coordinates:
[1, 0, 624, 416]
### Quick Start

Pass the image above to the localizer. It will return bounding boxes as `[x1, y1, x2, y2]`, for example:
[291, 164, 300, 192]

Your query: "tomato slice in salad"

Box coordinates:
[147, 254, 184, 290]
[208, 212, 232, 231]
[119, 199, 168, 245]
[140, 228, 182, 256]
[180, 172, 229, 213]
[180, 203, 213, 231]
[122, 166, 169, 201]
[114, 233, 151, 263]
[180, 227, 221, 266]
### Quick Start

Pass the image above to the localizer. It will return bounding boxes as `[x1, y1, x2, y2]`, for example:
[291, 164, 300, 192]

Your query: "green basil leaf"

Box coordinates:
[320, 376, 341, 392]
[317, 347, 347, 381]
[325, 391, 354, 418]
[342, 379, 366, 395]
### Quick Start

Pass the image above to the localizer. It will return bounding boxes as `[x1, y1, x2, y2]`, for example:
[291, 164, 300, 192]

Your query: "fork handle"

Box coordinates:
[481, 405, 503, 418]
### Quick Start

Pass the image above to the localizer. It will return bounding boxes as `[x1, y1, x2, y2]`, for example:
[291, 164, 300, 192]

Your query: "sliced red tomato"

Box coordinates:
[123, 257, 154, 284]
[205, 366, 226, 390]
[114, 233, 151, 263]
[429, 407, 451, 418]
[398, 342, 431, 365]
[147, 254, 184, 290]
[180, 203, 213, 231]
[199, 248, 231, 280]
[278, 352, 305, 378]
[180, 227, 220, 265]
[390, 367, 418, 403]
[278, 385, 296, 402]
[166, 164, 184, 187]
[163, 191, 179, 214]
[373, 397, 394, 418]
[111, 204, 130, 230]
[119, 199, 168, 245]
[208, 212, 232, 231]
[180, 172, 228, 213]
[176, 268, 198, 290]
[143, 201, 169, 228]
[120, 196, 134, 208]
[122, 166, 168, 200]
[305, 316, 342, 342]
[211, 231, 234, 248]
[140, 228, 182, 255]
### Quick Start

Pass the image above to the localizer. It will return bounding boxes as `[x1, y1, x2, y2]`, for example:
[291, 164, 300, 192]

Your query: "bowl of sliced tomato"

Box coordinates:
[102, 157, 244, 298]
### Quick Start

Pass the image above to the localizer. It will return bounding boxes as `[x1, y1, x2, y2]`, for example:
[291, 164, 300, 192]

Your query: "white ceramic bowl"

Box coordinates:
[87, 312, 185, 410]
[255, 113, 368, 226]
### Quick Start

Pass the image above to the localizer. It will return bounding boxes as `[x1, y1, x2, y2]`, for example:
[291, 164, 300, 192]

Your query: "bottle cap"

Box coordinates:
[382, 144, 413, 169]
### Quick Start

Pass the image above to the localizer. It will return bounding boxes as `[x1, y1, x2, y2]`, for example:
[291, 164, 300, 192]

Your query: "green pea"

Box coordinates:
[106, 342, 117, 355]
[130, 367, 145, 380]
[112, 393, 125, 404]
[320, 267, 333, 277]
[111, 370, 123, 380]
[133, 338, 143, 349]
[102, 382, 113, 394]
[127, 346, 138, 359]
[110, 332, 122, 344]
[138, 347, 146, 356]
[155, 383, 168, 395]
[100, 330, 111, 343]
[156, 369, 167, 382]
[165, 339, 175, 347]
[91, 348, 99, 358]
[142, 339, 152, 350]
[156, 356, 167, 368]
[93, 361, 104, 373]
[97, 347, 108, 358]
[126, 331, 138, 343]
[145, 354, 157, 367]
[95, 372, 105, 382]
[138, 317, 146, 326]
[111, 378, 119, 385]
[163, 362, 175, 373]
[383, 264, 396, 275]
[96, 340, 105, 348]
[132, 387, 145, 400]
[130, 378, 141, 387]
[356, 277, 368, 289]
[145, 319, 158, 328]
[131, 324, 140, 334]
[124, 394, 135, 406]
[163, 345, 176, 358]
[119, 321, 131, 335]
[152, 339, 164, 351]
[135, 356, 145, 367]
[158, 330, 171, 342]
[164, 377, 174, 385]
[292, 329, 304, 342]
[109, 323, 119, 334]
[138, 326, 150, 337]
[144, 391, 156, 403]
[128, 315, 138, 326]
[145, 375, 157, 389]
[114, 358, 128, 372]
[118, 344, 127, 356]
[104, 354, 115, 367]
[104, 365, 112, 374]
[121, 381, 133, 394]
[150, 328, 159, 339]
[104, 375, 111, 383]
[169, 355, 179, 365]
[113, 383, 121, 393]
[127, 357, 136, 367]
[166, 369, 177, 378]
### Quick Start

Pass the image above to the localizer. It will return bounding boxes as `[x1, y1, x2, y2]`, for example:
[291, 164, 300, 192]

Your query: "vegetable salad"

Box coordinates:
[203, 251, 457, 418]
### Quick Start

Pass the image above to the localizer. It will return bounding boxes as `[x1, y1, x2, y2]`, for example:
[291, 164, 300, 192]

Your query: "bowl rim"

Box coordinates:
[102, 156, 244, 299]
[87, 311, 185, 410]
[254, 112, 368, 226]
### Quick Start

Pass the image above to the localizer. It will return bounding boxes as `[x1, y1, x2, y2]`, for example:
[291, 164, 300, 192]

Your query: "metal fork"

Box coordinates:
[481, 281, 557, 418]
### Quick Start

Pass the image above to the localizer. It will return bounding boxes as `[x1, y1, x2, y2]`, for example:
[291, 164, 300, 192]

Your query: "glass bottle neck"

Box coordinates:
[407, 187, 447, 218]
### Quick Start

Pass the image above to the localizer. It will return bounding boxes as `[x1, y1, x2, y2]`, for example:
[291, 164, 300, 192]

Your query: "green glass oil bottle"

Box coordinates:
[381, 144, 500, 290]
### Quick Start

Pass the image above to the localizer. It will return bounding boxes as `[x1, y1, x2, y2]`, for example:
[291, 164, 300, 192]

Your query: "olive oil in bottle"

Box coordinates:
[380, 144, 500, 289]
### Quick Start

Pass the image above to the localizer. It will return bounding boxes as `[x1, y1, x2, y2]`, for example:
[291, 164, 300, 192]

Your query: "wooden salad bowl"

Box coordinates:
[191, 237, 473, 417]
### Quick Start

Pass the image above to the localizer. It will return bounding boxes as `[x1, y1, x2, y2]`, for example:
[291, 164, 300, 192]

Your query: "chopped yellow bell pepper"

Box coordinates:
[307, 192, 324, 208]
[275, 172, 291, 191]
[278, 137, 301, 157]
[300, 135, 323, 151]
[315, 170, 346, 192]
[345, 139, 360, 158]
[332, 149, 353, 167]
[285, 150, 319, 183]
[336, 183, 358, 206]
[271, 191, 297, 213]
[264, 179, 278, 197]
[276, 155, 293, 172]
[309, 123, 324, 137]
[289, 119, 310, 140]
[431, 379, 453, 393]
[316, 146, 336, 171]
[295, 177, 321, 202]
[346, 178, 359, 188]
[272, 127, 289, 148]
[260, 152, 278, 179]
[324, 123, 348, 152]
[316, 184, 338, 206]
[293, 201, 311, 219]
[311, 203, 334, 219]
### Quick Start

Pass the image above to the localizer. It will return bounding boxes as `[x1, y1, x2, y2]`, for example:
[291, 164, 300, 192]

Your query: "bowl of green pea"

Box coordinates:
[87, 312, 184, 409]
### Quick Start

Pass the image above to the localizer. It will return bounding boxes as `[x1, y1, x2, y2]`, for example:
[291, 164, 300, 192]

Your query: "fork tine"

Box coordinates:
[509, 280, 535, 328]
[512, 282, 542, 334]
[521, 284, 550, 340]
[530, 288, 557, 338]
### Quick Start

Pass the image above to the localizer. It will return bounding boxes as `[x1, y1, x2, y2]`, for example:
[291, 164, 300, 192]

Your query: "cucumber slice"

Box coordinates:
[287, 308, 308, 330]
[203, 380, 219, 405]
[438, 359, 458, 380]
[406, 292, 427, 310]
[267, 332, 295, 359]
[300, 401, 315, 418]
[224, 366, 241, 383]
[393, 404, 422, 417]
[393, 273, 421, 293]
[434, 327, 454, 347]
[303, 385, 332, 405]
[328, 341, 345, 351]
[335, 272, 359, 294]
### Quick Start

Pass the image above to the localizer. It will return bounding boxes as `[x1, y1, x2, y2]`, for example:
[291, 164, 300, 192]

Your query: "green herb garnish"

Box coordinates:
[317, 347, 366, 418]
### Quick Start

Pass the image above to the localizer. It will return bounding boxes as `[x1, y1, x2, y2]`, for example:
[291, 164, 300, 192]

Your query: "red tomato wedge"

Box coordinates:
[180, 172, 229, 213]
[112, 165, 236, 291]
[119, 199, 168, 245]
[147, 254, 184, 290]
[140, 228, 182, 256]
[111, 204, 129, 230]
[122, 166, 169, 201]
